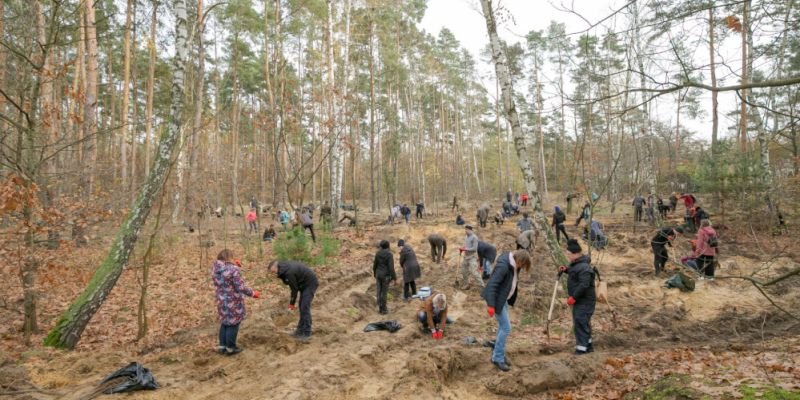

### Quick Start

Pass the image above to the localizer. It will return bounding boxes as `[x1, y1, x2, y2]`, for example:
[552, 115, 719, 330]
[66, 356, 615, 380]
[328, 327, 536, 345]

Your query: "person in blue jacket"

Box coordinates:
[481, 250, 532, 372]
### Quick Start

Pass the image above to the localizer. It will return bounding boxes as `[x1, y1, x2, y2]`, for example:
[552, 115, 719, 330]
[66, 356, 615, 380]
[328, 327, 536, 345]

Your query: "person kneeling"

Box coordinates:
[418, 293, 451, 339]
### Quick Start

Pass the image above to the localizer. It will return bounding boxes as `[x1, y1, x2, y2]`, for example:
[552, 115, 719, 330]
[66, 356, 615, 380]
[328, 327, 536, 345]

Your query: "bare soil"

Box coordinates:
[2, 203, 799, 399]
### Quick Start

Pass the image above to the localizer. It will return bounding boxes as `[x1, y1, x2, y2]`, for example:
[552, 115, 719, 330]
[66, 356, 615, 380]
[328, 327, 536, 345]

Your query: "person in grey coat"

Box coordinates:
[516, 212, 534, 232]
[428, 234, 447, 263]
[516, 230, 538, 251]
[398, 240, 421, 300]
[477, 204, 491, 228]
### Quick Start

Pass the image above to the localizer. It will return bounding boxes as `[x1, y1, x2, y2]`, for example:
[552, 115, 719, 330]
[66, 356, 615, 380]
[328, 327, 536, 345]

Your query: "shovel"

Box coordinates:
[543, 273, 561, 338]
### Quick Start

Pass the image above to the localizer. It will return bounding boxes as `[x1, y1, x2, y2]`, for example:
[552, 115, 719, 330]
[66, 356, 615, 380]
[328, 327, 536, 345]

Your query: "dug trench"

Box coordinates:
[2, 208, 799, 399]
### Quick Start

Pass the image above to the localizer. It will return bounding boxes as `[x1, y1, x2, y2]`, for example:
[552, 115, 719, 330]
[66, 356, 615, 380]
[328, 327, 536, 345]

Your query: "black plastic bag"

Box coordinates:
[100, 362, 158, 394]
[363, 320, 402, 333]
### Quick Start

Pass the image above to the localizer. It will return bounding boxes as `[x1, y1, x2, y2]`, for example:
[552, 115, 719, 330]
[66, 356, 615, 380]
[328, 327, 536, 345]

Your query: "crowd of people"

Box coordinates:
[209, 187, 720, 375]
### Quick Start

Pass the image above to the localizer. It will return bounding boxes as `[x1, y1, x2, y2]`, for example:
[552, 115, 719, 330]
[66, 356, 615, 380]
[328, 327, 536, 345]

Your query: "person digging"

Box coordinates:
[417, 292, 452, 339]
[269, 260, 319, 342]
[651, 226, 683, 277]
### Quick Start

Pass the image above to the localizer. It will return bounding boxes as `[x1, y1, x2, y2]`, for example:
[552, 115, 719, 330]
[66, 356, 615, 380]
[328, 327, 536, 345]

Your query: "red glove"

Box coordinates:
[234, 259, 242, 267]
[288, 304, 296, 311]
[431, 329, 438, 339]
[567, 296, 576, 306]
[253, 291, 261, 299]
[459, 247, 465, 253]
[559, 265, 567, 273]
[487, 307, 495, 317]
[434, 331, 443, 339]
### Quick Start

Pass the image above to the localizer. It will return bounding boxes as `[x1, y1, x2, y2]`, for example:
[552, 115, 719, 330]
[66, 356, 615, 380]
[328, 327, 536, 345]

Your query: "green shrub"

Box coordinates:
[272, 226, 340, 266]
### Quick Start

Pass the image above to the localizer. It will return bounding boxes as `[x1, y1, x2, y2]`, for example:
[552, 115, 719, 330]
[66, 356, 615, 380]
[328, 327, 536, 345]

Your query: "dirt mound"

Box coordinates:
[486, 355, 602, 396]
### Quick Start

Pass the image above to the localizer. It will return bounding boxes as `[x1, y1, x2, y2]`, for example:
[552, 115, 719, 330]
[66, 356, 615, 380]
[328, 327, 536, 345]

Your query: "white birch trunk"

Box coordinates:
[480, 0, 568, 267]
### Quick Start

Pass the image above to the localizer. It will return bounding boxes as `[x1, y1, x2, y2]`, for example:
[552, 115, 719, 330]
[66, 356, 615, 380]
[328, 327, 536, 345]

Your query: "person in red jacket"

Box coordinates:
[694, 219, 718, 279]
[246, 208, 258, 234]
[520, 193, 529, 207]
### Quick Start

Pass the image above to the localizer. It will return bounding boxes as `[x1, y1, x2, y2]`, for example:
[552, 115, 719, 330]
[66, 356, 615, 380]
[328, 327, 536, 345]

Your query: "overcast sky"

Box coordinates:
[419, 0, 745, 141]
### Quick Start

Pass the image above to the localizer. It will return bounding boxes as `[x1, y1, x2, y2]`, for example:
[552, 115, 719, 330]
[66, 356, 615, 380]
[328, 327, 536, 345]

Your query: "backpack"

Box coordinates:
[708, 234, 718, 248]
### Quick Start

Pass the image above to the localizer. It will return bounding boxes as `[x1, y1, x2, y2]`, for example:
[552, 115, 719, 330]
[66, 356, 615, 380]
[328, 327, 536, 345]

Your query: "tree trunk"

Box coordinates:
[739, 0, 749, 152]
[368, 16, 376, 213]
[44, 0, 190, 350]
[325, 0, 342, 219]
[144, 0, 157, 177]
[120, 0, 133, 192]
[185, 0, 205, 217]
[709, 7, 719, 210]
[73, 0, 98, 246]
[480, 0, 567, 267]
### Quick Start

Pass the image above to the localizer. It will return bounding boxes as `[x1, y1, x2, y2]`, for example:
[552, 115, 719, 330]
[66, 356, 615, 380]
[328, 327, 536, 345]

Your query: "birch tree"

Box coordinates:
[479, 0, 568, 267]
[45, 0, 191, 350]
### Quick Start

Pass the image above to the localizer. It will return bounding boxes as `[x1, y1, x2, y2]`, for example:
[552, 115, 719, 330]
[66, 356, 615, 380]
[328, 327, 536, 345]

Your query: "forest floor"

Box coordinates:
[2, 200, 800, 399]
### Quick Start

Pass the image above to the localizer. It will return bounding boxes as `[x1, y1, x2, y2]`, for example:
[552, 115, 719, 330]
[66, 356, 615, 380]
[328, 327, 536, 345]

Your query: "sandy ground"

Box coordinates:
[2, 204, 799, 399]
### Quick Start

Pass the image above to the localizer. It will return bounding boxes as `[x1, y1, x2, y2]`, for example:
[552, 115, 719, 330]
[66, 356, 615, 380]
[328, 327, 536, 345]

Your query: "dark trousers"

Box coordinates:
[479, 218, 487, 228]
[418, 312, 452, 329]
[430, 244, 444, 262]
[555, 223, 569, 243]
[416, 209, 423, 219]
[652, 244, 668, 276]
[575, 215, 584, 226]
[697, 254, 715, 277]
[634, 206, 643, 222]
[377, 276, 390, 313]
[403, 281, 417, 299]
[572, 302, 595, 352]
[303, 224, 316, 242]
[296, 283, 317, 335]
[248, 221, 257, 233]
[219, 323, 240, 349]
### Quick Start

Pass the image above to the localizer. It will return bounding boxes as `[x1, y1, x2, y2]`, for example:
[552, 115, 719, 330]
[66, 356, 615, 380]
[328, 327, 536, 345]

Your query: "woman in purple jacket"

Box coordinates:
[212, 249, 260, 355]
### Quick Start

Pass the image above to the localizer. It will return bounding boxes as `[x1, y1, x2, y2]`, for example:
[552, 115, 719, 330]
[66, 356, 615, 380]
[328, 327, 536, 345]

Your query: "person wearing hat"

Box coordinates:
[482, 249, 532, 371]
[551, 206, 569, 244]
[651, 226, 683, 276]
[458, 225, 484, 290]
[373, 240, 397, 314]
[560, 239, 596, 355]
[398, 240, 421, 300]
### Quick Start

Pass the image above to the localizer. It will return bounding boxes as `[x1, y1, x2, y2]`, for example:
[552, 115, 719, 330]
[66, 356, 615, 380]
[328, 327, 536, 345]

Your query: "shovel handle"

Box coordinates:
[546, 276, 560, 325]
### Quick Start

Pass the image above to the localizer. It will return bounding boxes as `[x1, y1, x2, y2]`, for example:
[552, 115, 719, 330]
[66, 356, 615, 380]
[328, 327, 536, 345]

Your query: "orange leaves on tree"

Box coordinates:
[725, 15, 742, 32]
[0, 174, 39, 214]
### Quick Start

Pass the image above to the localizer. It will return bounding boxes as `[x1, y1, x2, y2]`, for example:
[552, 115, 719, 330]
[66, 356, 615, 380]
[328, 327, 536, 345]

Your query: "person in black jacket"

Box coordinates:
[651, 226, 683, 276]
[415, 202, 425, 219]
[398, 240, 421, 300]
[551, 206, 569, 244]
[269, 260, 319, 341]
[373, 240, 397, 314]
[477, 240, 497, 280]
[482, 250, 532, 372]
[560, 239, 596, 355]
